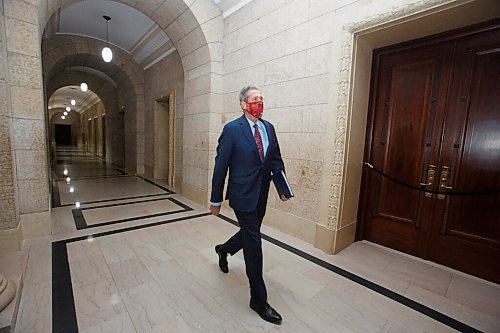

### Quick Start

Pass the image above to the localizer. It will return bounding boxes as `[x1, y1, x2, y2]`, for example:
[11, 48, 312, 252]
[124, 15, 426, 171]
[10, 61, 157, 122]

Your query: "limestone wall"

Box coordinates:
[143, 51, 185, 188]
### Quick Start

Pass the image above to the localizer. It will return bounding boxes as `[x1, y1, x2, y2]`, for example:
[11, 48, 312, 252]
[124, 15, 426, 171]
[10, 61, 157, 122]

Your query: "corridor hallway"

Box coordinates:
[6, 145, 499, 332]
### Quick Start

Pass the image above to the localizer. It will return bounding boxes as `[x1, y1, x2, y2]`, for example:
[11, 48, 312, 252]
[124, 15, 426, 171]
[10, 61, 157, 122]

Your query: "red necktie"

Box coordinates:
[253, 124, 264, 161]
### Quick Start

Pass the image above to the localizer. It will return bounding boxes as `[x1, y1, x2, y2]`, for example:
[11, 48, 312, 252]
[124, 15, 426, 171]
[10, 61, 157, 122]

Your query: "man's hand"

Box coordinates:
[280, 194, 289, 202]
[210, 204, 221, 215]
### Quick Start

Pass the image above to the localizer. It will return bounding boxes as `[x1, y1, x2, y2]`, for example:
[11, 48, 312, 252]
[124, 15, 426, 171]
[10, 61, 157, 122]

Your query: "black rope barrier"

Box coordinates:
[364, 162, 500, 196]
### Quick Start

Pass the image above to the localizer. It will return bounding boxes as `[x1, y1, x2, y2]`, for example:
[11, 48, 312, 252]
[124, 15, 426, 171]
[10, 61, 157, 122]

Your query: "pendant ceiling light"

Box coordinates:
[101, 15, 113, 63]
[71, 99, 76, 106]
[80, 65, 88, 92]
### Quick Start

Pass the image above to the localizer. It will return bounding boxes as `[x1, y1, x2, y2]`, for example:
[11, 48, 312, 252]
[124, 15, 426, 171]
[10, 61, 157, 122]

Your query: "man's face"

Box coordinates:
[241, 89, 263, 111]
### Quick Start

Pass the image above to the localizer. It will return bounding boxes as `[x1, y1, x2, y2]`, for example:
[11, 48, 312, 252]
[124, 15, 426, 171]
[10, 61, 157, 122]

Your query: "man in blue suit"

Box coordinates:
[210, 85, 288, 324]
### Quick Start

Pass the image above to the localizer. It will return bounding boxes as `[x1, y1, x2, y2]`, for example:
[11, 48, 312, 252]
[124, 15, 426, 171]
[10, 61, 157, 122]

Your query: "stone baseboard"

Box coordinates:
[0, 211, 51, 255]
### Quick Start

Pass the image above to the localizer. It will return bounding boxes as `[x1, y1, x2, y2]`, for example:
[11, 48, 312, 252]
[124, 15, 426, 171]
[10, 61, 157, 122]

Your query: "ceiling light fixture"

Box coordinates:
[71, 99, 76, 106]
[101, 15, 113, 63]
[61, 115, 66, 119]
[63, 111, 68, 116]
[66, 106, 71, 112]
[81, 65, 88, 92]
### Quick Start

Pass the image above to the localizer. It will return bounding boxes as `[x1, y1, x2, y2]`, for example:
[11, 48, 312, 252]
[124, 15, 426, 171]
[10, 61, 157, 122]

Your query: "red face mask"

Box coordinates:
[245, 100, 264, 119]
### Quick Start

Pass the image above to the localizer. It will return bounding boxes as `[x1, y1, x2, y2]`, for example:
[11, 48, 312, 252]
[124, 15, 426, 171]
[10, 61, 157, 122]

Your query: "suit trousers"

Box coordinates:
[220, 189, 268, 303]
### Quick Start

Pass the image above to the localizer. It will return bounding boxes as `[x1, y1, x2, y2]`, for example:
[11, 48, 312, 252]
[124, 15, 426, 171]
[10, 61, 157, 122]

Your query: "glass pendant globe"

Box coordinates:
[102, 47, 113, 63]
[80, 82, 88, 92]
[61, 115, 66, 119]
[71, 99, 76, 106]
[63, 111, 68, 116]
[65, 106, 71, 112]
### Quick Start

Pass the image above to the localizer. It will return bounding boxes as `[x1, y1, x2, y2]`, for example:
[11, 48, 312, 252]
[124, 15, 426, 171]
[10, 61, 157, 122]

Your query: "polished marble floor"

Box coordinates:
[7, 146, 500, 332]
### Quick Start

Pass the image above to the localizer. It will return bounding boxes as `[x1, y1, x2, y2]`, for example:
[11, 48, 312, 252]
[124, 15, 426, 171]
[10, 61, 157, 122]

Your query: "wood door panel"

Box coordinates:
[376, 61, 437, 224]
[360, 20, 500, 283]
[362, 45, 451, 255]
[429, 27, 500, 283]
[446, 47, 500, 240]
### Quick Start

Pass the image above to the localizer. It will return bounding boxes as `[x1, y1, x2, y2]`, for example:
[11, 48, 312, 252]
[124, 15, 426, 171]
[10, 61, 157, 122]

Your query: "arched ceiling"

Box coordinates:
[44, 0, 257, 69]
[48, 86, 100, 114]
[45, 0, 175, 69]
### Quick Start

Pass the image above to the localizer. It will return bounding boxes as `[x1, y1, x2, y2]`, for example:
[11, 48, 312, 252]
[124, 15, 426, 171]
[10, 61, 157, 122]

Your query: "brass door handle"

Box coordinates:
[438, 166, 452, 199]
[421, 165, 436, 197]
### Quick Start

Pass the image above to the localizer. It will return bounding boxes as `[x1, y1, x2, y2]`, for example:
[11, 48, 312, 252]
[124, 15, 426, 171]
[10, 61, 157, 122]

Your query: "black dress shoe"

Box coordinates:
[215, 245, 228, 273]
[250, 301, 282, 325]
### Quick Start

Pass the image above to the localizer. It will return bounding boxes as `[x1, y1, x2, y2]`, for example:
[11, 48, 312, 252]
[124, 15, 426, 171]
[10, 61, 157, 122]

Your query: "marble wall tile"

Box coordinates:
[223, 2, 252, 36]
[201, 16, 223, 44]
[165, 9, 198, 43]
[0, 82, 9, 116]
[284, 13, 334, 55]
[184, 73, 211, 99]
[14, 149, 46, 180]
[0, 150, 14, 186]
[7, 52, 42, 89]
[263, 74, 330, 108]
[4, 0, 38, 24]
[152, 0, 187, 30]
[183, 112, 210, 132]
[12, 119, 45, 150]
[182, 164, 208, 190]
[279, 132, 323, 161]
[176, 26, 205, 57]
[5, 18, 39, 56]
[223, 64, 266, 95]
[264, 104, 327, 134]
[183, 147, 208, 169]
[17, 178, 49, 214]
[190, 0, 221, 25]
[305, 42, 333, 76]
[10, 86, 43, 119]
[264, 51, 307, 85]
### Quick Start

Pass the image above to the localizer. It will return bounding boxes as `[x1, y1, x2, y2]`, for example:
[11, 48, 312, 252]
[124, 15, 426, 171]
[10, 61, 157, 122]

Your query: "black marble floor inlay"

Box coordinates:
[52, 212, 211, 333]
[72, 197, 193, 230]
[216, 214, 483, 333]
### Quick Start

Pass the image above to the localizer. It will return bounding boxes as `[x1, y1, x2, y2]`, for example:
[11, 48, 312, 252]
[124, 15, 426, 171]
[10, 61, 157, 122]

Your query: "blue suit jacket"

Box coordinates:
[211, 115, 285, 212]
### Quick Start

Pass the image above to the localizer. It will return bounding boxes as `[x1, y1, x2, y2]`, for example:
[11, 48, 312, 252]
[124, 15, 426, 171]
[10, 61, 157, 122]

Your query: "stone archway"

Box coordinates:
[43, 36, 143, 172]
[47, 72, 124, 166]
[39, 0, 224, 204]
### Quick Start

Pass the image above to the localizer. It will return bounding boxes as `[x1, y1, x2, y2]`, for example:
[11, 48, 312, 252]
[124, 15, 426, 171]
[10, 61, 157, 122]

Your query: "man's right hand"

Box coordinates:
[210, 205, 221, 215]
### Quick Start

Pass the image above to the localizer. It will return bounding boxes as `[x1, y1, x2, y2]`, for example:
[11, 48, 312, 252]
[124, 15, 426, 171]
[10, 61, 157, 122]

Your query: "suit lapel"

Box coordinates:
[238, 116, 261, 160]
[261, 119, 275, 161]
[238, 115, 254, 145]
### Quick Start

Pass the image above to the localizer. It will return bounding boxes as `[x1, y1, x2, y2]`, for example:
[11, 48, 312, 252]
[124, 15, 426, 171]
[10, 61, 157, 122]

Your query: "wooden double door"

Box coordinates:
[359, 20, 500, 283]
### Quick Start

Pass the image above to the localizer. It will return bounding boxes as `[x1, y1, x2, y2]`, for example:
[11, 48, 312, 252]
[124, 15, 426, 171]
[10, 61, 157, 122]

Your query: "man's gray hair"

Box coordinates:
[239, 85, 260, 102]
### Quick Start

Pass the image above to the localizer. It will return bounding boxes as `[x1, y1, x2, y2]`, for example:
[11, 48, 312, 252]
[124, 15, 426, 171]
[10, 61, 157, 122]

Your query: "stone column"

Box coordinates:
[0, 273, 15, 312]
